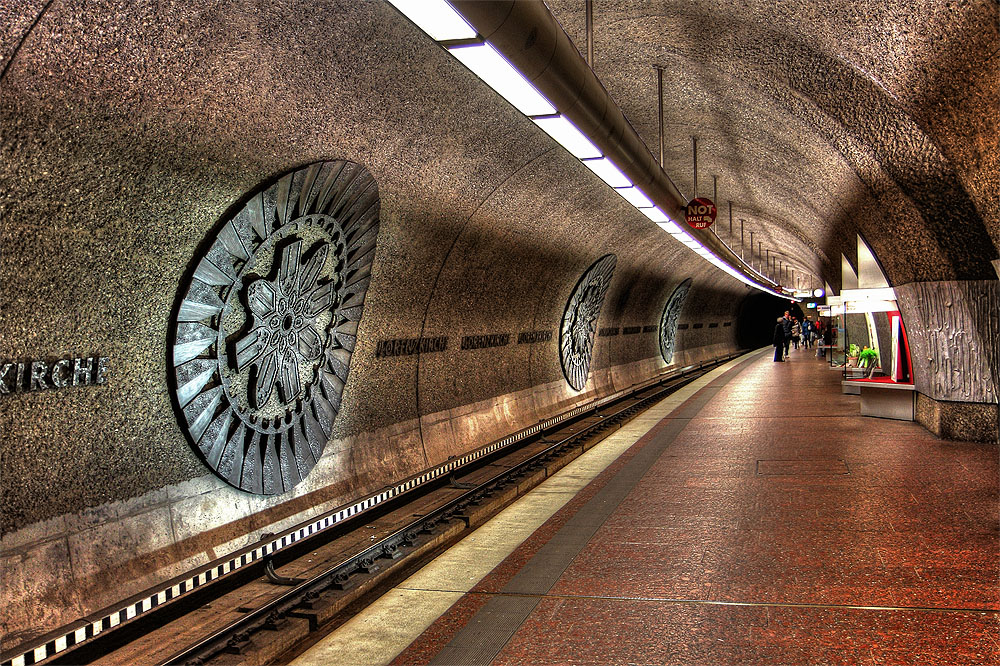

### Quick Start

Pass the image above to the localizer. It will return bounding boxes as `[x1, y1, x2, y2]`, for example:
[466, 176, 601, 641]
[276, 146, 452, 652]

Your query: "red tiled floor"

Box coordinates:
[491, 598, 999, 666]
[393, 350, 1000, 664]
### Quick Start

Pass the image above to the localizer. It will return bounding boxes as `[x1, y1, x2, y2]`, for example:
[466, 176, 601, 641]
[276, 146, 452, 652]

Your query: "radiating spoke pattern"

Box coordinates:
[560, 254, 616, 392]
[170, 160, 380, 494]
[659, 278, 692, 365]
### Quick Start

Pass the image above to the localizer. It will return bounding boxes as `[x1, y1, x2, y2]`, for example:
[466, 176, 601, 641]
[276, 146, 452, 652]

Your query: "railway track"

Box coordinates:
[30, 353, 740, 666]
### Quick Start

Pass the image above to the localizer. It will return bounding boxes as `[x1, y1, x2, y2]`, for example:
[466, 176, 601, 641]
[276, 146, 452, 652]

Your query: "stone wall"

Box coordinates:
[915, 393, 999, 444]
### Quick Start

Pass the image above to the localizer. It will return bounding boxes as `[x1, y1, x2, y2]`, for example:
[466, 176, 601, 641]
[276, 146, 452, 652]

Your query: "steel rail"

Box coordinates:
[37, 351, 742, 666]
[158, 357, 733, 666]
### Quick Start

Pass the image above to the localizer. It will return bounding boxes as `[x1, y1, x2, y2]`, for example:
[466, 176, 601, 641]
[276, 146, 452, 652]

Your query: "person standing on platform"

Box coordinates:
[802, 316, 813, 348]
[773, 316, 786, 362]
[791, 318, 801, 350]
[782, 311, 794, 358]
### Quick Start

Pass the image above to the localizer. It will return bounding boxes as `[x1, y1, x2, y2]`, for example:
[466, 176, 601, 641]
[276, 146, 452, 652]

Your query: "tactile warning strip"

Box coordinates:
[1, 359, 725, 666]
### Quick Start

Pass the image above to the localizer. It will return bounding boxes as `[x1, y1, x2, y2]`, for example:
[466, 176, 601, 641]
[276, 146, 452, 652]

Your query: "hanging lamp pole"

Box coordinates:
[654, 65, 665, 168]
[692, 136, 698, 199]
[585, 0, 594, 68]
[740, 219, 745, 261]
[711, 175, 718, 235]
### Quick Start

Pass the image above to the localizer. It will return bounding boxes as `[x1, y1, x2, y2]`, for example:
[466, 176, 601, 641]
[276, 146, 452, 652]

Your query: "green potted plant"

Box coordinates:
[846, 343, 860, 367]
[859, 347, 879, 377]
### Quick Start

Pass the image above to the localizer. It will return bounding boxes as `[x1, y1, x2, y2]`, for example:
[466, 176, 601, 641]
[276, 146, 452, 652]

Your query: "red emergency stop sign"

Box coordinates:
[685, 198, 717, 229]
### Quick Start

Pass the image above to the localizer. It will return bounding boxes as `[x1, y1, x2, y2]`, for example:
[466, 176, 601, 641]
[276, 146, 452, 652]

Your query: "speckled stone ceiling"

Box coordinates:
[545, 0, 999, 290]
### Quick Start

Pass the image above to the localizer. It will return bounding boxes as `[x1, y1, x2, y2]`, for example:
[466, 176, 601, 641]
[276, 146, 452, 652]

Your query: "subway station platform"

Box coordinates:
[291, 348, 999, 666]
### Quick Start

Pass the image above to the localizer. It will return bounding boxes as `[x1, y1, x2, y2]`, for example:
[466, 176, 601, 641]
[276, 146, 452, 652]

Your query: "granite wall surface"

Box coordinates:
[915, 393, 999, 444]
[0, 0, 750, 645]
[897, 280, 999, 443]
[896, 281, 999, 405]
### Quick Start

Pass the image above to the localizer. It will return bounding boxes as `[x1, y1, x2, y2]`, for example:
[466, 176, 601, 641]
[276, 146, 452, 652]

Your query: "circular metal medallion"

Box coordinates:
[170, 161, 379, 494]
[560, 254, 617, 391]
[659, 278, 692, 365]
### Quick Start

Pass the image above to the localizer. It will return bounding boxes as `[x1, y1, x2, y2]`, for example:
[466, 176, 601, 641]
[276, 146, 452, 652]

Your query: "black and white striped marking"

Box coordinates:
[2, 363, 697, 666]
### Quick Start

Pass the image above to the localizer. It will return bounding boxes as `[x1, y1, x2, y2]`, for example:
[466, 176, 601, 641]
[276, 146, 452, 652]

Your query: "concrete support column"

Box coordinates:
[895, 280, 999, 442]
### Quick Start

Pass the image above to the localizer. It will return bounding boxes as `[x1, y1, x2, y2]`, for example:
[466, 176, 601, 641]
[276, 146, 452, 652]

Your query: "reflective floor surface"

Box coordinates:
[294, 348, 999, 666]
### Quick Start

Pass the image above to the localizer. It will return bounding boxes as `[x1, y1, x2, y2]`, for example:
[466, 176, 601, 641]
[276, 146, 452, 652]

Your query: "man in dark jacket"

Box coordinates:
[781, 311, 794, 358]
[773, 316, 786, 362]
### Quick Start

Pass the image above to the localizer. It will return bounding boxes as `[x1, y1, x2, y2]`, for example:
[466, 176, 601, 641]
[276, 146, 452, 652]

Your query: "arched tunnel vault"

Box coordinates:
[0, 0, 756, 642]
[546, 0, 999, 288]
[0, 0, 996, 651]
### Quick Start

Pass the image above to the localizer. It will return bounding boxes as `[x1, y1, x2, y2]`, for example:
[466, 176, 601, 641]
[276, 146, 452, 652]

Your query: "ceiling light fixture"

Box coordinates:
[614, 186, 654, 208]
[581, 157, 632, 188]
[387, 0, 478, 41]
[530, 115, 602, 159]
[448, 43, 557, 116]
[641, 207, 671, 223]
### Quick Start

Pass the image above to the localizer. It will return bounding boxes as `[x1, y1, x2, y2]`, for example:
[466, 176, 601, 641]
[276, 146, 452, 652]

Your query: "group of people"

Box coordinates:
[772, 311, 825, 362]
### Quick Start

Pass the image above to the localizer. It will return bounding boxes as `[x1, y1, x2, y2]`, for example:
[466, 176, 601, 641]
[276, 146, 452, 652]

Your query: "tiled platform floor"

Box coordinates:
[386, 348, 998, 665]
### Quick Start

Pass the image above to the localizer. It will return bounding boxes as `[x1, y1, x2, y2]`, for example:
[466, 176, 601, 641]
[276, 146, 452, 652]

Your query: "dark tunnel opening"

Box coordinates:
[736, 292, 796, 349]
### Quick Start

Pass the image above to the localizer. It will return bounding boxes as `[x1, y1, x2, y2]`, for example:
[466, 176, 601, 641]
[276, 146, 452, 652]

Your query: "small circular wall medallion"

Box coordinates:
[170, 161, 379, 494]
[659, 278, 692, 365]
[560, 254, 617, 391]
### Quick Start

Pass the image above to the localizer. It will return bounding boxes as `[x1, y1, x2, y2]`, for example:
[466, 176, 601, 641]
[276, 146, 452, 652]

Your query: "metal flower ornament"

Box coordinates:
[236, 241, 336, 408]
[169, 160, 379, 494]
[560, 254, 617, 391]
[659, 278, 692, 365]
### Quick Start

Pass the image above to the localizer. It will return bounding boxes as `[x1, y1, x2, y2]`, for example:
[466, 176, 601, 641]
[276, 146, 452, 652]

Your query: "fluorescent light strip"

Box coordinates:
[614, 186, 654, 208]
[655, 224, 795, 299]
[386, 0, 478, 41]
[642, 207, 671, 223]
[655, 220, 682, 233]
[582, 157, 632, 188]
[448, 43, 556, 116]
[388, 0, 791, 299]
[531, 115, 602, 158]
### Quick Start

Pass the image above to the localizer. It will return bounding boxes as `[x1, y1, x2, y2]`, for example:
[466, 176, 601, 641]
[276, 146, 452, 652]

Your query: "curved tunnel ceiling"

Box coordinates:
[542, 0, 999, 291]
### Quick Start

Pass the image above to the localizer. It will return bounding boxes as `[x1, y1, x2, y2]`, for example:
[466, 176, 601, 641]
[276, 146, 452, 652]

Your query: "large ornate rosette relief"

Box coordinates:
[169, 161, 379, 494]
[659, 278, 692, 365]
[560, 254, 617, 391]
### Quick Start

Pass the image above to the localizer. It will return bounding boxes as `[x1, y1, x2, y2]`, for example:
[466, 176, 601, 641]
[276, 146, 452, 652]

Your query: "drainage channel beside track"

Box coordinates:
[33, 353, 741, 666]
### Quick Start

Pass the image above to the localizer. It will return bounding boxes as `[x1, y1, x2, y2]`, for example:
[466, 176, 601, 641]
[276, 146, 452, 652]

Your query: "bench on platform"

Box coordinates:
[842, 378, 916, 420]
